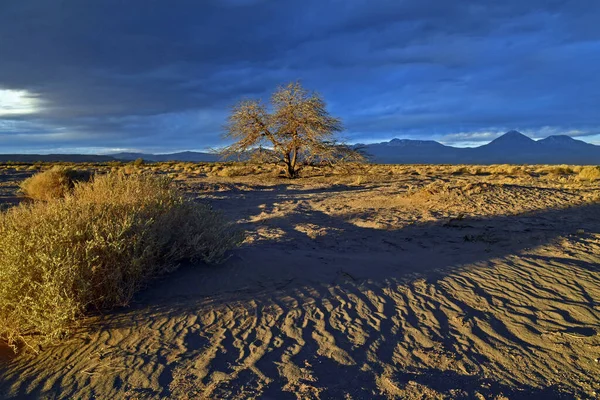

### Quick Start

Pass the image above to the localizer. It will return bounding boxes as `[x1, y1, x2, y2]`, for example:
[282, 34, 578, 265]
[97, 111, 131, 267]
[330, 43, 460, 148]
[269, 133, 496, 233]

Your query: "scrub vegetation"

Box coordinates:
[0, 172, 241, 351]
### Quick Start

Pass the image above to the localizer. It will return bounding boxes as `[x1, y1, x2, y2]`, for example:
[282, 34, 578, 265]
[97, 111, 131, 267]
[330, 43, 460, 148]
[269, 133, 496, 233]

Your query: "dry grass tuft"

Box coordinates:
[535, 165, 574, 176]
[451, 166, 470, 175]
[216, 165, 257, 177]
[577, 166, 600, 181]
[0, 173, 242, 351]
[19, 166, 92, 201]
[488, 164, 526, 176]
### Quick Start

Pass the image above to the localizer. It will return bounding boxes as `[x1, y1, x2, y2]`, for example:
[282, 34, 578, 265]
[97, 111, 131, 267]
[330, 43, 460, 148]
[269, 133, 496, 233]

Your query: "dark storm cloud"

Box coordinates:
[1, 0, 599, 152]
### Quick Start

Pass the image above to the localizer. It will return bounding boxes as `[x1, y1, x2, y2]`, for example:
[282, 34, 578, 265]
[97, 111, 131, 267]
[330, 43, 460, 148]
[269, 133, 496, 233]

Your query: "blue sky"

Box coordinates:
[1, 0, 599, 154]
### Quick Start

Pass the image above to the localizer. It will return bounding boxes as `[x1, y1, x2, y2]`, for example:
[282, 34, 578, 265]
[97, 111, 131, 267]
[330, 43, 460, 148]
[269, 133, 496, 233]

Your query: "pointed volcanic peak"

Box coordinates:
[485, 130, 537, 148]
[471, 130, 542, 163]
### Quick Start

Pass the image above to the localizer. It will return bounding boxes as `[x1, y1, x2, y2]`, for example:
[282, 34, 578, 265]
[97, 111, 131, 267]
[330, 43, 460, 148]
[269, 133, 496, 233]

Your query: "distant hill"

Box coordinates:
[3, 131, 599, 165]
[356, 138, 463, 164]
[358, 131, 600, 164]
[0, 154, 116, 163]
[112, 151, 220, 162]
[0, 151, 221, 163]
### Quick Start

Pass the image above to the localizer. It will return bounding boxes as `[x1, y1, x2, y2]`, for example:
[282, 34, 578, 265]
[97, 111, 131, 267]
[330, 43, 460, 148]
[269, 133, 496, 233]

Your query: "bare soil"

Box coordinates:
[1, 165, 599, 399]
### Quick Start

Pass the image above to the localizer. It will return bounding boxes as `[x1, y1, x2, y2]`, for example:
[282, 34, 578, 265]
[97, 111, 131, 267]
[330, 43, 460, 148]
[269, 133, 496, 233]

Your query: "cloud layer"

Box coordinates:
[1, 0, 599, 153]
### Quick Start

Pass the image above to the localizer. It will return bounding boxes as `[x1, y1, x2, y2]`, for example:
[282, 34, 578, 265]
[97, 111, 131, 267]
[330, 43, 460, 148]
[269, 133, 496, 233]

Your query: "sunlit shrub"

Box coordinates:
[0, 173, 242, 351]
[577, 166, 600, 181]
[214, 164, 256, 177]
[535, 165, 574, 176]
[19, 166, 91, 201]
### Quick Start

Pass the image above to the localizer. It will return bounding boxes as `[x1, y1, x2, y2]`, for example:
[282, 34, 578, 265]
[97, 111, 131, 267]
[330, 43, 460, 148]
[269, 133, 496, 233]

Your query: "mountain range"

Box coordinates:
[357, 130, 600, 164]
[1, 131, 599, 164]
[110, 151, 220, 162]
[0, 151, 219, 163]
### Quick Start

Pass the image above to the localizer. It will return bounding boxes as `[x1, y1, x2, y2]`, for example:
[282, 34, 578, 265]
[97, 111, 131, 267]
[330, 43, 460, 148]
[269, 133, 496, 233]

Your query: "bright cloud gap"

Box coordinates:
[0, 89, 40, 117]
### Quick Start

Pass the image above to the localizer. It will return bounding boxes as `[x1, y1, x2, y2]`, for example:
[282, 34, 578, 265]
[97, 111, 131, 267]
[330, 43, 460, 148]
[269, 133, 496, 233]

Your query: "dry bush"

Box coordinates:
[325, 162, 361, 176]
[469, 166, 487, 175]
[351, 175, 366, 186]
[0, 173, 242, 351]
[216, 165, 257, 177]
[488, 164, 526, 176]
[451, 166, 470, 175]
[535, 165, 574, 176]
[269, 168, 286, 178]
[577, 166, 600, 181]
[19, 166, 92, 201]
[298, 165, 325, 178]
[121, 164, 140, 174]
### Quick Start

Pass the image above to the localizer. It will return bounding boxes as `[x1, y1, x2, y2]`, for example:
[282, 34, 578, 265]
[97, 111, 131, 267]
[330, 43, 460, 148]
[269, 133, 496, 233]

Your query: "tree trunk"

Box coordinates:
[286, 162, 296, 178]
[290, 147, 298, 177]
[283, 152, 296, 178]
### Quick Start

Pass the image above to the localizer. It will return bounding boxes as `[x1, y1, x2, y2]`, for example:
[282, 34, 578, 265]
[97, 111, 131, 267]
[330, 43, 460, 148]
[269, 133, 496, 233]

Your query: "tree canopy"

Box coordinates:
[223, 82, 363, 178]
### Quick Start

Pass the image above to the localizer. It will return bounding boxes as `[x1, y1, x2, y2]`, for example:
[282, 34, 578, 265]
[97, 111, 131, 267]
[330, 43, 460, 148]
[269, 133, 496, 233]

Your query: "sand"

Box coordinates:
[1, 166, 600, 399]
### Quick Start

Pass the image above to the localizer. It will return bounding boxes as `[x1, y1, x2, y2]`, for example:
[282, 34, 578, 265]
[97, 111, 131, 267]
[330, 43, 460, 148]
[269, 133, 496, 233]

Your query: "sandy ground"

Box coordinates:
[1, 166, 600, 399]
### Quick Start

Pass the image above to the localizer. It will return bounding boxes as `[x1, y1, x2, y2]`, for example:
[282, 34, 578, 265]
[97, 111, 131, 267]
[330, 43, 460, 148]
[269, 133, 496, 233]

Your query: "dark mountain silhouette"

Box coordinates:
[359, 131, 600, 164]
[481, 130, 538, 150]
[356, 139, 464, 164]
[538, 135, 597, 150]
[0, 151, 220, 163]
[112, 151, 220, 162]
[0, 154, 116, 163]
[2, 131, 598, 164]
[112, 148, 281, 163]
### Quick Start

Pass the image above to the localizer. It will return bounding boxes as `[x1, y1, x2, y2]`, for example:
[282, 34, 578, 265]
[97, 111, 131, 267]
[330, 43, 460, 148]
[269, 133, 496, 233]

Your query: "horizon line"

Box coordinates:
[2, 130, 600, 155]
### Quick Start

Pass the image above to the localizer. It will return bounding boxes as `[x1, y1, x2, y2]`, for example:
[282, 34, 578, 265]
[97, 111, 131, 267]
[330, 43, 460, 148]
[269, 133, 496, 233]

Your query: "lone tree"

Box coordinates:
[223, 81, 363, 178]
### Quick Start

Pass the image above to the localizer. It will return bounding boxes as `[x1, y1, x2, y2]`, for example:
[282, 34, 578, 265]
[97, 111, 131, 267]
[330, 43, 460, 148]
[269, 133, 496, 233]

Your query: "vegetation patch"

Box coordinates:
[0, 173, 242, 351]
[223, 81, 364, 178]
[19, 166, 92, 201]
[577, 166, 600, 181]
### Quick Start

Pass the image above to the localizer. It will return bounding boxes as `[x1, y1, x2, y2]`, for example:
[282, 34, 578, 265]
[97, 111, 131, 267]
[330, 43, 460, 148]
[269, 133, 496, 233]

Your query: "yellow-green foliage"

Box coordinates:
[216, 165, 257, 177]
[488, 164, 526, 176]
[19, 166, 91, 201]
[535, 165, 574, 176]
[577, 166, 600, 181]
[0, 173, 242, 351]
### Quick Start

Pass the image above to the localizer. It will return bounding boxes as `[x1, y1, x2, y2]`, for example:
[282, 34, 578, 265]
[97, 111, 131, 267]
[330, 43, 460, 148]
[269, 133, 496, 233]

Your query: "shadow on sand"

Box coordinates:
[2, 183, 599, 399]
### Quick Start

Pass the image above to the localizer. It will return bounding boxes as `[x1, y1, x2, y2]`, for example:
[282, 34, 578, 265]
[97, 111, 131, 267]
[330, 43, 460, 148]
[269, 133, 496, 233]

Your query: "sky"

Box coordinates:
[1, 0, 600, 154]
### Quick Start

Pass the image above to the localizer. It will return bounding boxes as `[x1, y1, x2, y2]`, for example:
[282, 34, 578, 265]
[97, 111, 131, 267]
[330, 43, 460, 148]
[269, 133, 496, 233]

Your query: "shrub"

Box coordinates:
[451, 166, 469, 175]
[577, 166, 600, 181]
[19, 166, 92, 201]
[216, 165, 256, 177]
[0, 173, 242, 351]
[122, 164, 139, 174]
[469, 167, 487, 175]
[535, 165, 574, 176]
[488, 164, 525, 176]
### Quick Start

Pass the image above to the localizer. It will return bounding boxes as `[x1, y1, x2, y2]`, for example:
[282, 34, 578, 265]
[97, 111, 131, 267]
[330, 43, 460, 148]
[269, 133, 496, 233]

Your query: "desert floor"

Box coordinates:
[1, 164, 600, 399]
